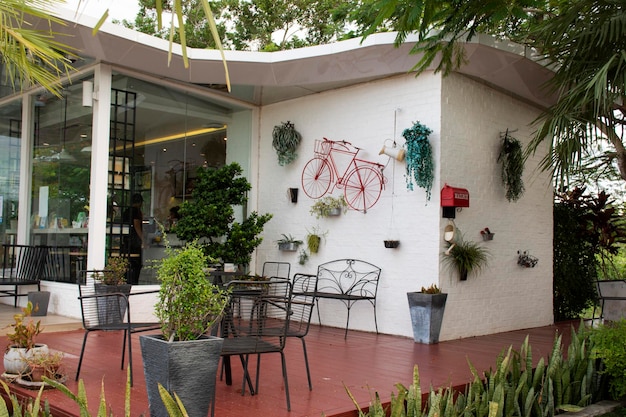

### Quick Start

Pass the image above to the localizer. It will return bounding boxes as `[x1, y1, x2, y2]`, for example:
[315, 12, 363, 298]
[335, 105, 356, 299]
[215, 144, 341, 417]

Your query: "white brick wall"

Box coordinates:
[254, 71, 554, 340]
[438, 73, 554, 339]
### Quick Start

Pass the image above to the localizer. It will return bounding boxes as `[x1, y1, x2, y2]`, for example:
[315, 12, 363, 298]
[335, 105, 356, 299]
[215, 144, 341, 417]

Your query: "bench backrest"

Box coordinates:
[42, 246, 73, 283]
[0, 244, 48, 282]
[316, 259, 381, 298]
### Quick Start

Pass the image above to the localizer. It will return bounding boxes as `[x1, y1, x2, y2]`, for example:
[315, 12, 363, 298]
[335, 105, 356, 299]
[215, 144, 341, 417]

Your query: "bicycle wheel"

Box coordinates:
[344, 166, 383, 212]
[301, 157, 332, 199]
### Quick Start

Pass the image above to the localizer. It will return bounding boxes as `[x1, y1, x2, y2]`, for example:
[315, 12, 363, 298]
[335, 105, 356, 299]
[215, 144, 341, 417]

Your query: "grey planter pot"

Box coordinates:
[28, 291, 50, 316]
[278, 242, 299, 252]
[140, 334, 224, 417]
[407, 292, 447, 344]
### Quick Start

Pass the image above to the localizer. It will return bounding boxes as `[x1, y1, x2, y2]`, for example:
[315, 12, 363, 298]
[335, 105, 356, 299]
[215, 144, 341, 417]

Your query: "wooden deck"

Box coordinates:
[0, 313, 579, 417]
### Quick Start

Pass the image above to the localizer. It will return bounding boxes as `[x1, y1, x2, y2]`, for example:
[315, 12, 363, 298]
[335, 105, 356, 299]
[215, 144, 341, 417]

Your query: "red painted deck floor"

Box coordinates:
[1, 320, 580, 417]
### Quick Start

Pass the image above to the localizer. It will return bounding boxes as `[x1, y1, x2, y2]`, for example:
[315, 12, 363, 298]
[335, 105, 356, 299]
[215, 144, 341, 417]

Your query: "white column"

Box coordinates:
[17, 96, 34, 245]
[86, 64, 112, 270]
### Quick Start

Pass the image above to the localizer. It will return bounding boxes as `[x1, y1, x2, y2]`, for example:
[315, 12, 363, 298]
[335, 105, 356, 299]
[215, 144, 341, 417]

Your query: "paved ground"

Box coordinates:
[0, 303, 82, 336]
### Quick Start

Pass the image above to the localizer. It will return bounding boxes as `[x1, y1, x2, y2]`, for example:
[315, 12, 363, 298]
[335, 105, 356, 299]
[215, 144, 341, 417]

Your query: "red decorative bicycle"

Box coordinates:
[301, 138, 386, 212]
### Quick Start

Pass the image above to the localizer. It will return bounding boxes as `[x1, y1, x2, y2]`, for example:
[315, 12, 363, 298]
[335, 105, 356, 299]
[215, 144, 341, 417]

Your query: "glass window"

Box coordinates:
[30, 81, 93, 282]
[0, 100, 23, 244]
[107, 75, 230, 284]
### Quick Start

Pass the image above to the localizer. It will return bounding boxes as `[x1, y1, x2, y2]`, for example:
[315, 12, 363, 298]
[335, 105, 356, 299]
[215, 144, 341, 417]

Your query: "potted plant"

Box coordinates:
[309, 195, 348, 218]
[406, 284, 447, 344]
[305, 226, 326, 254]
[442, 237, 490, 281]
[403, 121, 434, 200]
[140, 241, 230, 417]
[4, 302, 49, 376]
[272, 121, 302, 166]
[93, 256, 132, 325]
[384, 239, 400, 248]
[25, 351, 64, 383]
[175, 163, 273, 270]
[277, 234, 303, 252]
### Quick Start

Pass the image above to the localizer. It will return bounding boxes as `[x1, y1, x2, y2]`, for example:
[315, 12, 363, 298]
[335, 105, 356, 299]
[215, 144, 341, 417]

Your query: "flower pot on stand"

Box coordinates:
[406, 292, 447, 344]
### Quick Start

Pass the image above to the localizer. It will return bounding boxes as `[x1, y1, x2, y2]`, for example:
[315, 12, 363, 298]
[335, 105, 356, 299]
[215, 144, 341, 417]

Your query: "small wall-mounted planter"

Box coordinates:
[278, 242, 300, 252]
[288, 188, 298, 203]
[328, 208, 342, 216]
[480, 228, 494, 241]
[517, 250, 538, 268]
[384, 240, 400, 249]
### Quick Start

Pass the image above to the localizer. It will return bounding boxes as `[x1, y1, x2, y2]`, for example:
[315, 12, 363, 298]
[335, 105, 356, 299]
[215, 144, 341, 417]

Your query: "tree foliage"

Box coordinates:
[174, 163, 272, 267]
[127, 0, 355, 51]
[553, 187, 626, 320]
[1, 0, 76, 97]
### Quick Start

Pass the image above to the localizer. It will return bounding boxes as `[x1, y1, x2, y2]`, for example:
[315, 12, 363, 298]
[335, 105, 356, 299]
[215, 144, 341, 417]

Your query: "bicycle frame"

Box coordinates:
[301, 138, 386, 212]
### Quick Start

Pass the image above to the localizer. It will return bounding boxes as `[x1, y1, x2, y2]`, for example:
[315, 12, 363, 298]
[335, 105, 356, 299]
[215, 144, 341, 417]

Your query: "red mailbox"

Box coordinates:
[441, 184, 470, 208]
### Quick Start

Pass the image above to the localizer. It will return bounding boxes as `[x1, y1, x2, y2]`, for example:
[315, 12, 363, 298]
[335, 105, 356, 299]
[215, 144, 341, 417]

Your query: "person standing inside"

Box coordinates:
[123, 193, 144, 284]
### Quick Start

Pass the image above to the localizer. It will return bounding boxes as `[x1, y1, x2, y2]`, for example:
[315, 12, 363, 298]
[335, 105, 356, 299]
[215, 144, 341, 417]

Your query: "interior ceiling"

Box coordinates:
[34, 8, 556, 109]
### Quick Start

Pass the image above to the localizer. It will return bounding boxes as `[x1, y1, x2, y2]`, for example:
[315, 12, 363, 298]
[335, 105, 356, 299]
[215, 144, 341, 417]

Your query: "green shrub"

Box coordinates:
[345, 322, 603, 417]
[590, 319, 626, 399]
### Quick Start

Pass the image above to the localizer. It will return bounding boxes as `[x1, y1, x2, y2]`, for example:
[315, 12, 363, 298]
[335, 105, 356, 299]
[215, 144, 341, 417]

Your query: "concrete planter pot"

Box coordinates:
[3, 344, 49, 375]
[406, 292, 447, 344]
[94, 283, 131, 325]
[140, 334, 224, 417]
[27, 291, 50, 316]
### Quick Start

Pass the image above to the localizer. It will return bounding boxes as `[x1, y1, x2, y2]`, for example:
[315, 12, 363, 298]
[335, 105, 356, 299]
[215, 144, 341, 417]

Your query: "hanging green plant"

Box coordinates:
[498, 130, 525, 202]
[403, 121, 434, 199]
[272, 121, 302, 166]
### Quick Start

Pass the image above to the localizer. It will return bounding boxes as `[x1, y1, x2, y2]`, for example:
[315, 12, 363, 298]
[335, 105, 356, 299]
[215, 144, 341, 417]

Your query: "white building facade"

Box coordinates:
[0, 9, 554, 341]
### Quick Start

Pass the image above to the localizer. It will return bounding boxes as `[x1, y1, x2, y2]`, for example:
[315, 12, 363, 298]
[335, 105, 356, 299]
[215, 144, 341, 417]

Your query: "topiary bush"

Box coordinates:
[174, 163, 272, 268]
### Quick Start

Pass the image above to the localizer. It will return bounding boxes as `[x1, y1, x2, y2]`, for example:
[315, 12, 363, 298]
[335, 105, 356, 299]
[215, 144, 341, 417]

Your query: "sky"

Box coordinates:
[63, 0, 141, 22]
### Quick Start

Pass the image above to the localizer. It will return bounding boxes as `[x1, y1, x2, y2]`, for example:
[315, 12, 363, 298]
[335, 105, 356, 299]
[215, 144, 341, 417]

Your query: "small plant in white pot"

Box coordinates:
[140, 240, 229, 417]
[4, 302, 48, 376]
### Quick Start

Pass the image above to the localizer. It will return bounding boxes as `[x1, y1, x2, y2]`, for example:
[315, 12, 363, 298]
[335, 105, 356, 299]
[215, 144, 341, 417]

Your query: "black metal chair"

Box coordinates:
[220, 279, 293, 410]
[75, 271, 160, 386]
[261, 261, 291, 280]
[0, 244, 48, 307]
[285, 273, 318, 390]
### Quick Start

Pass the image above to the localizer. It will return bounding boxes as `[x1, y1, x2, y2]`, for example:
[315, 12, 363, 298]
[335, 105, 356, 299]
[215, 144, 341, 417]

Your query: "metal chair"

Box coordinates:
[75, 271, 160, 386]
[286, 273, 318, 390]
[261, 261, 291, 280]
[255, 274, 317, 390]
[594, 279, 626, 321]
[220, 279, 293, 410]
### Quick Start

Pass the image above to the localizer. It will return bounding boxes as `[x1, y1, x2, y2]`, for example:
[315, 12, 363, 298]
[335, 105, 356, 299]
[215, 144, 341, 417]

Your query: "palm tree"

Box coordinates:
[0, 0, 76, 96]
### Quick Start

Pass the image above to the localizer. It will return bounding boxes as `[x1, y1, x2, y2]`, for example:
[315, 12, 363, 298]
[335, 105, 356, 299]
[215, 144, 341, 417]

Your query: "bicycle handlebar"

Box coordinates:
[324, 137, 359, 150]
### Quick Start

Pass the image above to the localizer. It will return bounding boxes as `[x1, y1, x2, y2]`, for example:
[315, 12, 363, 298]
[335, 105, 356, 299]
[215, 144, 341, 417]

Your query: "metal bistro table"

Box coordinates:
[208, 270, 242, 286]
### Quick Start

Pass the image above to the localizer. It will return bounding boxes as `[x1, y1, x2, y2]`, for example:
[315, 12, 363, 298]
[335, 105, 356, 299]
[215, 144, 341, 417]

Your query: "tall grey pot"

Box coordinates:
[140, 334, 224, 417]
[406, 292, 447, 344]
[94, 283, 132, 325]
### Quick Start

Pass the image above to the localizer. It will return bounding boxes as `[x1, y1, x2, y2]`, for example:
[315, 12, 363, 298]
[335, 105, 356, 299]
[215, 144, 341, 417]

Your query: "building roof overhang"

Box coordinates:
[39, 7, 556, 108]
